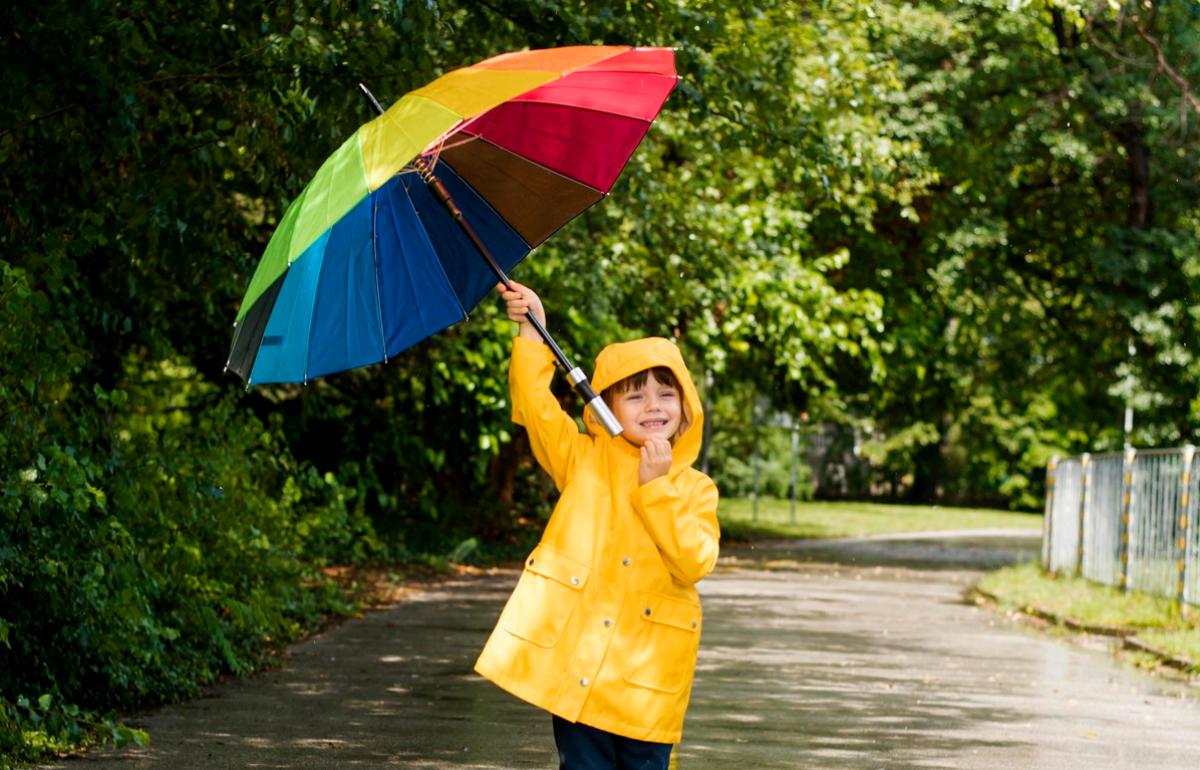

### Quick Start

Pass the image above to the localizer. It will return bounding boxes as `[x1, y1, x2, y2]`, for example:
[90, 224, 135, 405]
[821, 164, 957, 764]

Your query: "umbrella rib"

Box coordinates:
[301, 239, 334, 384]
[428, 133, 477, 155]
[371, 196, 388, 363]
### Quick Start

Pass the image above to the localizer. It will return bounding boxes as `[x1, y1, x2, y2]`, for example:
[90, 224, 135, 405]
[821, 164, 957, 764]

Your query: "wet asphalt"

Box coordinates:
[42, 529, 1200, 769]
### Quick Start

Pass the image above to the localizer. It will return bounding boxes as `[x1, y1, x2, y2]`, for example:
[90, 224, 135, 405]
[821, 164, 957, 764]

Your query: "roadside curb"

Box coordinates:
[965, 586, 1199, 676]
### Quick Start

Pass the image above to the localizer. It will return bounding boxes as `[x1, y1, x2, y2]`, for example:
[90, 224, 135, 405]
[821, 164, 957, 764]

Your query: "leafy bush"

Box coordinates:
[0, 260, 375, 763]
[708, 423, 815, 501]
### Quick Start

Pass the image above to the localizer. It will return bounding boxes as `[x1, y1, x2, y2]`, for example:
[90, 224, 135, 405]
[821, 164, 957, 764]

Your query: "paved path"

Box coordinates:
[45, 530, 1200, 769]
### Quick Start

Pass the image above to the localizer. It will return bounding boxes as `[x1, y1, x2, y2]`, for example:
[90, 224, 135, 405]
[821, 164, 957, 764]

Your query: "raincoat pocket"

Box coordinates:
[622, 591, 701, 694]
[502, 544, 591, 648]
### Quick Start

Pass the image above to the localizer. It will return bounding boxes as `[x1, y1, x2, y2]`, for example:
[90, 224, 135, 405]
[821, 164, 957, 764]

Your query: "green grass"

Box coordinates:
[978, 561, 1200, 666]
[978, 562, 1187, 627]
[718, 497, 1042, 540]
[1139, 629, 1200, 663]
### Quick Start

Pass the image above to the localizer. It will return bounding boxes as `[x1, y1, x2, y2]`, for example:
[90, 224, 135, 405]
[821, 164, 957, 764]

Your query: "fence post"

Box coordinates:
[789, 425, 799, 526]
[750, 408, 760, 523]
[1177, 445, 1195, 604]
[1043, 456, 1058, 570]
[1076, 453, 1090, 576]
[1120, 446, 1137, 592]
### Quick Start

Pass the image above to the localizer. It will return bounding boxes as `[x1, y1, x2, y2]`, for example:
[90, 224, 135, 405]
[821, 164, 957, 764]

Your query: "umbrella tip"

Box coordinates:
[358, 83, 386, 115]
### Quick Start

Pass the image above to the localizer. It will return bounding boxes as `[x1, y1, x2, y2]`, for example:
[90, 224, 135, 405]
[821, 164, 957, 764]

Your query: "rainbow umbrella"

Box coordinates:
[227, 46, 677, 434]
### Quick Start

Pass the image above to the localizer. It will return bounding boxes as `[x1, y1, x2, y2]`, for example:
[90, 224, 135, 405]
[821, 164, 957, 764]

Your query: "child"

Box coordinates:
[475, 282, 720, 770]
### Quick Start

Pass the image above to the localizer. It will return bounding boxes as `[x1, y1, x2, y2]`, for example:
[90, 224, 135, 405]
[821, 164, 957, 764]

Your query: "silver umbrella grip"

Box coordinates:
[587, 395, 624, 437]
[567, 367, 623, 438]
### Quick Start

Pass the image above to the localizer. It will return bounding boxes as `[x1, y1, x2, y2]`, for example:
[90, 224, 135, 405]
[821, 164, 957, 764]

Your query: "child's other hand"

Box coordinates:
[639, 438, 672, 486]
[497, 281, 545, 342]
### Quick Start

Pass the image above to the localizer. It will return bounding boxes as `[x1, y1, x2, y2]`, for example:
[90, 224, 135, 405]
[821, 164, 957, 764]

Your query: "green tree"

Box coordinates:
[841, 0, 1200, 506]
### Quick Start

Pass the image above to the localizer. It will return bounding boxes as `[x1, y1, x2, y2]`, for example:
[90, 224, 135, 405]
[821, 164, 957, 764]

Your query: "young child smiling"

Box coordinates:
[475, 281, 720, 770]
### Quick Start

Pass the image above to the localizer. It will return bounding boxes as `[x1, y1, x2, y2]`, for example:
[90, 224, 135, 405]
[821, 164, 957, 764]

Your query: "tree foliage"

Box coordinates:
[837, 0, 1200, 507]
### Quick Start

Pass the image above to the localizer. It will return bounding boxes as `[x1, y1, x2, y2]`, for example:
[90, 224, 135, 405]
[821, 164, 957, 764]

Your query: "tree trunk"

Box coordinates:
[908, 411, 951, 505]
[1115, 120, 1153, 229]
[908, 440, 942, 505]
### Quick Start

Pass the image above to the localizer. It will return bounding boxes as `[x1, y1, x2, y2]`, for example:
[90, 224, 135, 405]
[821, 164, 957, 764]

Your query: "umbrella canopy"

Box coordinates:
[228, 46, 677, 385]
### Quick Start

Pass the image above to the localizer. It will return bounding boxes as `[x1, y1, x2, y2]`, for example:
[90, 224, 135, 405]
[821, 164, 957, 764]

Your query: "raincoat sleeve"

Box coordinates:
[509, 336, 589, 491]
[630, 473, 720, 586]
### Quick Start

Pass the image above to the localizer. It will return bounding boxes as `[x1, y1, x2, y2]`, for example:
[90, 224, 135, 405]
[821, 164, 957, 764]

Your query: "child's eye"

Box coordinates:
[659, 391, 677, 398]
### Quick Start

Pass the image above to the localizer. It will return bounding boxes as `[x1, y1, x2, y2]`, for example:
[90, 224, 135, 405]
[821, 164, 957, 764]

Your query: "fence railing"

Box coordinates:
[1043, 446, 1200, 605]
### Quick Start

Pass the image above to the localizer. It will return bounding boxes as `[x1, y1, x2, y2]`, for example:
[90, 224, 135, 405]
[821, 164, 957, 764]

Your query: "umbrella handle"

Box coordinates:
[357, 82, 623, 438]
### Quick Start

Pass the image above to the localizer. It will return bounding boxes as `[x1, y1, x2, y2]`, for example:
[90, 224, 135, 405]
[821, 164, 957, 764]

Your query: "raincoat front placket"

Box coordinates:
[550, 473, 641, 719]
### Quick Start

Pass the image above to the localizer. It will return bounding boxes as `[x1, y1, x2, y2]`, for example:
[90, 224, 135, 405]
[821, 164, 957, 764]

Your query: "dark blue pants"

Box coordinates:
[552, 715, 673, 770]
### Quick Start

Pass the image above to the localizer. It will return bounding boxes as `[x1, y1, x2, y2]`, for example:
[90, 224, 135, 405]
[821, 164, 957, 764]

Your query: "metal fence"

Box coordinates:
[1043, 446, 1200, 605]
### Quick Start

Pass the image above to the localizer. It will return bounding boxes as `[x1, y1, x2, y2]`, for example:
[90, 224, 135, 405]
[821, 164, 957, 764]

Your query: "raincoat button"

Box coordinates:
[644, 608, 651, 616]
[528, 558, 535, 566]
[580, 678, 589, 687]
[692, 620, 698, 629]
[622, 557, 632, 566]
[604, 619, 612, 627]
[570, 576, 579, 586]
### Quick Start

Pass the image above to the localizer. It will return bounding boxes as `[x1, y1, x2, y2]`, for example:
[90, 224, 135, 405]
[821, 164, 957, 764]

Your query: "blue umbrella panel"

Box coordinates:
[228, 162, 530, 385]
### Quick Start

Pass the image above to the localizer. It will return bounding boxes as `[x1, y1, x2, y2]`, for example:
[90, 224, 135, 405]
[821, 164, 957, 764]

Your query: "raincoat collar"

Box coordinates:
[583, 337, 704, 472]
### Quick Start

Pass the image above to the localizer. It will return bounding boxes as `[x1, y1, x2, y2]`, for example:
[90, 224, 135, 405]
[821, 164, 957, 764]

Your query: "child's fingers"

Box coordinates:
[499, 280, 543, 327]
[640, 440, 670, 466]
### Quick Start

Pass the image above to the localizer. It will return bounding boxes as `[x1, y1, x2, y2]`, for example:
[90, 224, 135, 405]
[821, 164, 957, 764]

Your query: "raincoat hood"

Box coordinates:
[584, 337, 704, 468]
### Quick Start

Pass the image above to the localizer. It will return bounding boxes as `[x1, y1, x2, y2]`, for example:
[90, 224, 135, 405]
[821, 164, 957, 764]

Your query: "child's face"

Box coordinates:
[610, 371, 683, 446]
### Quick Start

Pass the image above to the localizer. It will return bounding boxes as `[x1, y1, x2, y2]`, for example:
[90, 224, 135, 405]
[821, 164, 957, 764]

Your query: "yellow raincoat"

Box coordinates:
[474, 335, 720, 744]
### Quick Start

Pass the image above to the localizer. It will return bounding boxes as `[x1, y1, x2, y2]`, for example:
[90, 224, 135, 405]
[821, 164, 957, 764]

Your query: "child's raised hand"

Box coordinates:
[497, 281, 546, 342]
[638, 438, 673, 486]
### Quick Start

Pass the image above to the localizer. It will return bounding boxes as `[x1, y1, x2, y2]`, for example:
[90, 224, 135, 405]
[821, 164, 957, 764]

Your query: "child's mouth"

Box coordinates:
[641, 419, 667, 429]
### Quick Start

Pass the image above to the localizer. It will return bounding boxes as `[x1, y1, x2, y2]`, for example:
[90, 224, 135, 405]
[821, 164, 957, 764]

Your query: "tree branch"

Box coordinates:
[1132, 12, 1200, 121]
